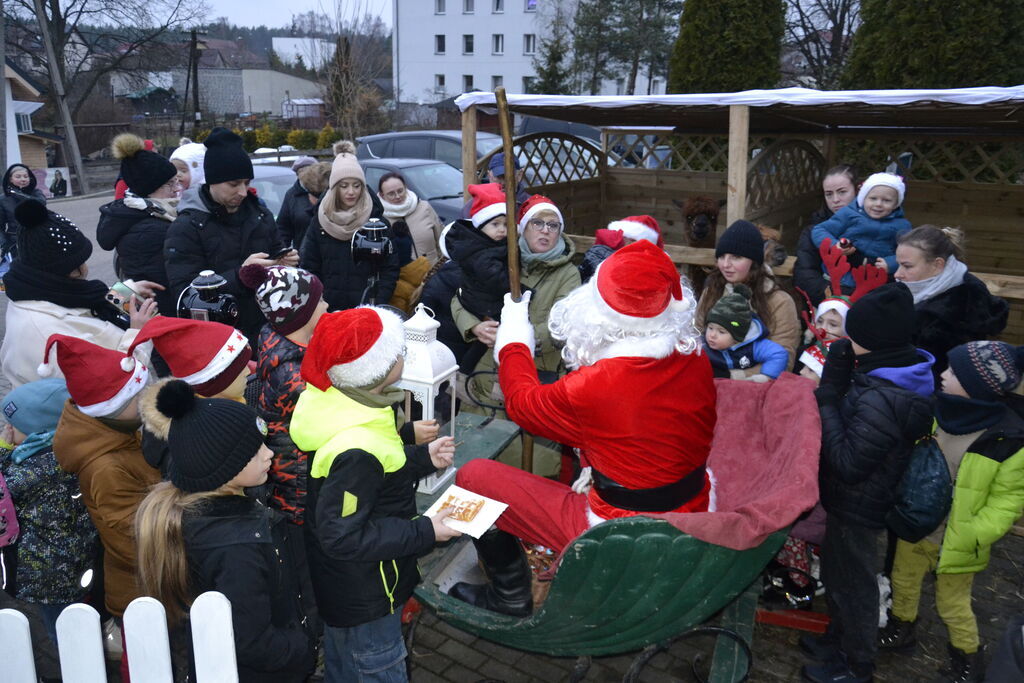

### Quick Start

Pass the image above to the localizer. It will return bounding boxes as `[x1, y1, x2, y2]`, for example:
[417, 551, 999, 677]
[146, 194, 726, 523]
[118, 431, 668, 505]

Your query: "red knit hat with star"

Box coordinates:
[467, 183, 507, 229]
[606, 215, 663, 248]
[301, 306, 406, 391]
[593, 239, 687, 322]
[125, 317, 252, 397]
[516, 194, 563, 232]
[38, 334, 149, 417]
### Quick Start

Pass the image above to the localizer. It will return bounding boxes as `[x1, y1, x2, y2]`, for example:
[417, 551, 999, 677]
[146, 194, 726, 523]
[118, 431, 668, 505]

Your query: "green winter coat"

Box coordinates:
[938, 409, 1024, 574]
[452, 234, 581, 412]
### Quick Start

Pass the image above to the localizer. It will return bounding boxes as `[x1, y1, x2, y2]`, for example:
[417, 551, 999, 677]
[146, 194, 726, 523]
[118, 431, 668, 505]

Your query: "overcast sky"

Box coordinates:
[206, 0, 392, 29]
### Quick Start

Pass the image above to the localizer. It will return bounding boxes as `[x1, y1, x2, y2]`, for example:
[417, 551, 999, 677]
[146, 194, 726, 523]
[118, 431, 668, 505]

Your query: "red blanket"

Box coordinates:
[650, 372, 821, 550]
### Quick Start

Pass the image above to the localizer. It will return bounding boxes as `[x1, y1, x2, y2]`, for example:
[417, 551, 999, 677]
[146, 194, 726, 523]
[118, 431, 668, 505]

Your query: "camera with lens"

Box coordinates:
[352, 218, 394, 305]
[177, 270, 239, 325]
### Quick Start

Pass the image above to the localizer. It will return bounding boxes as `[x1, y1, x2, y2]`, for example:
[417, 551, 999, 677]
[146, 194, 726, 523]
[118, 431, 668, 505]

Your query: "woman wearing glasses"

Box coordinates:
[452, 191, 581, 426]
[378, 172, 444, 265]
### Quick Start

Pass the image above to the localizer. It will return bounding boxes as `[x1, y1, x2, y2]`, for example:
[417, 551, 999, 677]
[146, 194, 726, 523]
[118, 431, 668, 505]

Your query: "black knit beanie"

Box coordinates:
[203, 127, 254, 185]
[947, 341, 1024, 401]
[15, 200, 93, 274]
[706, 284, 753, 342]
[845, 282, 915, 351]
[715, 220, 764, 265]
[157, 380, 267, 493]
[112, 133, 176, 197]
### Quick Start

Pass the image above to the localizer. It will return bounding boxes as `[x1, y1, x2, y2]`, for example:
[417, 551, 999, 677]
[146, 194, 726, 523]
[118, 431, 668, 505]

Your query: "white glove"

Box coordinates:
[745, 373, 772, 383]
[571, 466, 593, 495]
[493, 290, 535, 363]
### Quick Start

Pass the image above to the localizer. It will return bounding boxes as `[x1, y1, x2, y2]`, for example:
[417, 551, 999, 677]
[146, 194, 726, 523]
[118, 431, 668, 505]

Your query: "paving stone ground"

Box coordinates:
[408, 533, 1024, 682]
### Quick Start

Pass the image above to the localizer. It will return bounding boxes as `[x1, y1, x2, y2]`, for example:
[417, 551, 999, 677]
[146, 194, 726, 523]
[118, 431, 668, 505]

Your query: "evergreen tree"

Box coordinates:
[531, 9, 572, 94]
[667, 0, 785, 93]
[572, 0, 616, 95]
[842, 0, 1024, 88]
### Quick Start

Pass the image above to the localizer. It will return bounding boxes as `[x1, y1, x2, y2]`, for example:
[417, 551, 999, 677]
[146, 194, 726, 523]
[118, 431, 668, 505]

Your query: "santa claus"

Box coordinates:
[449, 239, 717, 616]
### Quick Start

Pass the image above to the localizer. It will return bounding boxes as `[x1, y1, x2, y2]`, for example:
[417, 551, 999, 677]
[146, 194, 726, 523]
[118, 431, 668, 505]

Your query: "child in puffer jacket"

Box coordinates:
[702, 284, 788, 382]
[0, 378, 97, 681]
[578, 215, 664, 283]
[880, 341, 1024, 683]
[451, 183, 511, 372]
[800, 283, 934, 683]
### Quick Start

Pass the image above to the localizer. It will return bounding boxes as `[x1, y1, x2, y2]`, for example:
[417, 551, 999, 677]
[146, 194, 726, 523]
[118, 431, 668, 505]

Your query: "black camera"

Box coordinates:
[351, 217, 393, 269]
[177, 270, 239, 326]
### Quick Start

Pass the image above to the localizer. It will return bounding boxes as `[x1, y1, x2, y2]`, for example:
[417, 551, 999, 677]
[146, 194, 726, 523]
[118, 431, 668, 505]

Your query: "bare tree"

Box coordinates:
[314, 1, 391, 141]
[5, 0, 207, 119]
[784, 0, 860, 88]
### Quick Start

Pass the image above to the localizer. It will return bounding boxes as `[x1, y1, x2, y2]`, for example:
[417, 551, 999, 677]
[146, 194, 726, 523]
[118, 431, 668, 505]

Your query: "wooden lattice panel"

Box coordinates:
[476, 132, 606, 186]
[837, 139, 1024, 185]
[746, 140, 827, 215]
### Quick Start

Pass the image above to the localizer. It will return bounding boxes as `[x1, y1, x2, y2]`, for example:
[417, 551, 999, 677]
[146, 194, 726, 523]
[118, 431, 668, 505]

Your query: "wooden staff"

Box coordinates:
[493, 87, 533, 473]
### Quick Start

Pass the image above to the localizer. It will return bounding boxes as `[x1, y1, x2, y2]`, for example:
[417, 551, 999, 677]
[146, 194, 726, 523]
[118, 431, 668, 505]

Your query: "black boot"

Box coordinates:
[877, 613, 916, 652]
[448, 528, 533, 617]
[932, 643, 985, 683]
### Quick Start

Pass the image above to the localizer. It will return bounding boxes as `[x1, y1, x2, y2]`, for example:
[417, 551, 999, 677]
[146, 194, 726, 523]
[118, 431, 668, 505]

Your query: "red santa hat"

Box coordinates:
[606, 215, 663, 248]
[467, 183, 507, 229]
[301, 306, 406, 391]
[125, 317, 252, 397]
[38, 334, 149, 417]
[592, 239, 687, 327]
[516, 194, 563, 232]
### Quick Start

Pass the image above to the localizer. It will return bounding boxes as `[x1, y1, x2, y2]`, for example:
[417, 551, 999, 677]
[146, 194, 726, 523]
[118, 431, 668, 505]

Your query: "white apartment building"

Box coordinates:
[392, 0, 666, 105]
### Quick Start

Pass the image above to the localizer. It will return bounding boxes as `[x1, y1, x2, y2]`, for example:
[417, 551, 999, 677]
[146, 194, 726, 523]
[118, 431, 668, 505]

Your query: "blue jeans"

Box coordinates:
[323, 612, 407, 683]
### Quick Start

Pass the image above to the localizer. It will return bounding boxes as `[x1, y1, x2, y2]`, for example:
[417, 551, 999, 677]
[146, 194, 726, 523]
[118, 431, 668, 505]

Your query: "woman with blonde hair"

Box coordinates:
[299, 141, 400, 310]
[136, 380, 314, 682]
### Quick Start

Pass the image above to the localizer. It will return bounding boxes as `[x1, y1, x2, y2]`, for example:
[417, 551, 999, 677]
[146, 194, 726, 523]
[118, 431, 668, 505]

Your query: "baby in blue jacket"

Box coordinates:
[812, 172, 911, 285]
[703, 284, 788, 382]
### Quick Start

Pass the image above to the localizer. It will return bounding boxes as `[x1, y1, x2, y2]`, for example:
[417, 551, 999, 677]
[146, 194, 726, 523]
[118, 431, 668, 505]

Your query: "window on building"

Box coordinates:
[615, 78, 625, 96]
[463, 74, 475, 91]
[651, 78, 662, 94]
[524, 0, 537, 11]
[463, 34, 474, 54]
[492, 34, 504, 55]
[522, 76, 536, 93]
[464, 0, 474, 12]
[15, 113, 32, 133]
[435, 0, 445, 13]
[523, 34, 536, 55]
[492, 75, 503, 89]
[493, 0, 504, 11]
[435, 35, 446, 54]
[435, 74, 446, 91]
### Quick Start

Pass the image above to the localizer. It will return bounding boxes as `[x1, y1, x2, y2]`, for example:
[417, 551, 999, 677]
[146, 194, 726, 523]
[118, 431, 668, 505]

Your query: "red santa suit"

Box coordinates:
[456, 240, 716, 553]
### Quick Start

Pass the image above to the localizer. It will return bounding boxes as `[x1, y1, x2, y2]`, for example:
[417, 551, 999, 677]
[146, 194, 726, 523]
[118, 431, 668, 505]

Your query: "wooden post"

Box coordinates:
[461, 104, 478, 196]
[725, 105, 750, 233]
[823, 131, 838, 167]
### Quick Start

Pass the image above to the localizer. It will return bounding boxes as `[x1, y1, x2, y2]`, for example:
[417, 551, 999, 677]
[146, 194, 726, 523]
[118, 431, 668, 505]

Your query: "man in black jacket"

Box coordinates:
[800, 283, 934, 683]
[164, 128, 298, 345]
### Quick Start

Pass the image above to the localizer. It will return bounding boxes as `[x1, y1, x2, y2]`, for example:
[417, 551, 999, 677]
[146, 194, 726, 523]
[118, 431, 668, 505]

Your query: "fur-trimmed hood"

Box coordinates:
[139, 377, 174, 440]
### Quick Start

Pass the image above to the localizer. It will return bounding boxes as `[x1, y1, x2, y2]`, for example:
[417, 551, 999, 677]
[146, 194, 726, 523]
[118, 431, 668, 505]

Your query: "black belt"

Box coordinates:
[591, 465, 707, 513]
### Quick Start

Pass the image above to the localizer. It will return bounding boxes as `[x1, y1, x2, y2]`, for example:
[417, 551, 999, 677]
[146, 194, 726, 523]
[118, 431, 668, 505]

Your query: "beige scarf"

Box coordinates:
[317, 187, 373, 241]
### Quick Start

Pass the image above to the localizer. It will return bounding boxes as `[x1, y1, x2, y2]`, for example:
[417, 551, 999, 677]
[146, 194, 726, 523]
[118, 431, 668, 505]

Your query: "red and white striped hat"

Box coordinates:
[38, 334, 149, 417]
[125, 317, 252, 397]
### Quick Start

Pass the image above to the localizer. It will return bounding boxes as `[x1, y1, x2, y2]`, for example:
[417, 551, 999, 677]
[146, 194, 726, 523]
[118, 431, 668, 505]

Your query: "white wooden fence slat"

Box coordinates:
[0, 608, 39, 683]
[191, 591, 238, 683]
[55, 603, 106, 683]
[124, 597, 174, 683]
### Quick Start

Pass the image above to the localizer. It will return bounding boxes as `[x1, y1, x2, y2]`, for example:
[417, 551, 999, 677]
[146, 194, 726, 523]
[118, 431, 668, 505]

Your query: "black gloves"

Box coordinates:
[816, 338, 855, 404]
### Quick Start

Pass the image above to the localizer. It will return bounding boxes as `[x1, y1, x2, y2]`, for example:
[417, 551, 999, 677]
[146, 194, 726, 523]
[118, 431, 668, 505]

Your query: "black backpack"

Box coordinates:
[886, 434, 953, 542]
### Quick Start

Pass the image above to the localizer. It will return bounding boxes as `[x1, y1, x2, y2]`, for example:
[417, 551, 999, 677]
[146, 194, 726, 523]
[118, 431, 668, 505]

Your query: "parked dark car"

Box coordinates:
[360, 158, 465, 224]
[356, 130, 504, 172]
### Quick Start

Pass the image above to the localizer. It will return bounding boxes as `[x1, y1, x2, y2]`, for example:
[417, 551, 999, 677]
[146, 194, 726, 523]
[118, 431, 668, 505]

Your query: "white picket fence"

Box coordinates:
[0, 591, 238, 683]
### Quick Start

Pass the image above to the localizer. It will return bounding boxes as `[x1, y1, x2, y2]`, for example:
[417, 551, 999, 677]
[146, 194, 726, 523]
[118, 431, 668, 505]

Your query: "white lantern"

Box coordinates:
[396, 304, 459, 493]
